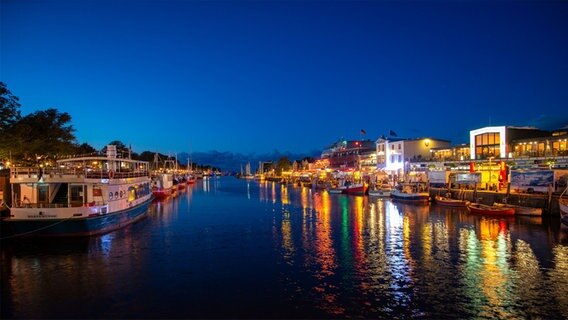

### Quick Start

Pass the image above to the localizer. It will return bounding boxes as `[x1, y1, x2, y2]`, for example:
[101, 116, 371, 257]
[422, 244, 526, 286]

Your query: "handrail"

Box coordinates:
[11, 167, 149, 179]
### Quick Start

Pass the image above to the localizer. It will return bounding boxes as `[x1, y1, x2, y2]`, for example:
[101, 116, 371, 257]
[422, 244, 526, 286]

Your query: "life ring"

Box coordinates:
[109, 170, 115, 179]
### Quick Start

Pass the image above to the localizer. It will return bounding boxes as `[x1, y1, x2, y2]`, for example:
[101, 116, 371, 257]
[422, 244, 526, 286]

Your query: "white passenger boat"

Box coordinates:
[4, 145, 154, 237]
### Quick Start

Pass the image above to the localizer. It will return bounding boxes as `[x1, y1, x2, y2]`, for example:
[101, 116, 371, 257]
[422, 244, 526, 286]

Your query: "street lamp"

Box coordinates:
[488, 156, 494, 190]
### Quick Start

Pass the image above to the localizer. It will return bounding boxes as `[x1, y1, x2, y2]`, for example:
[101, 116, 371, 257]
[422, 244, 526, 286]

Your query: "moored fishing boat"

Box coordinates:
[151, 173, 174, 199]
[467, 202, 515, 216]
[343, 182, 367, 196]
[176, 176, 187, 190]
[368, 184, 392, 197]
[492, 202, 543, 216]
[328, 187, 345, 194]
[391, 183, 430, 204]
[4, 145, 153, 237]
[435, 195, 469, 207]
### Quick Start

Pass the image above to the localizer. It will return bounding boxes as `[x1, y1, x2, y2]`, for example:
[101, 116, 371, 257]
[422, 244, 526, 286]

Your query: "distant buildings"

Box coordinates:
[316, 124, 567, 187]
[375, 136, 450, 178]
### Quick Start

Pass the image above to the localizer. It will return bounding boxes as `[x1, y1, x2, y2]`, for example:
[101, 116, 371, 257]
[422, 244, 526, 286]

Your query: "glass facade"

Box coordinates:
[475, 132, 501, 159]
[513, 138, 568, 157]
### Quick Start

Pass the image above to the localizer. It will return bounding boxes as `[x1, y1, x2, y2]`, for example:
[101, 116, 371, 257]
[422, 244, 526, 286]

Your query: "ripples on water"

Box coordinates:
[2, 177, 568, 319]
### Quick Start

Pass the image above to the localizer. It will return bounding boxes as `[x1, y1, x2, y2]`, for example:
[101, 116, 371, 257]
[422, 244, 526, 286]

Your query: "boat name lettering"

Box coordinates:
[27, 215, 57, 218]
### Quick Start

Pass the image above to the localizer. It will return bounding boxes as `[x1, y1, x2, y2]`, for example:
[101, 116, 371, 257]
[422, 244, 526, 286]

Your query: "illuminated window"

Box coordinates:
[128, 187, 136, 201]
[475, 132, 500, 159]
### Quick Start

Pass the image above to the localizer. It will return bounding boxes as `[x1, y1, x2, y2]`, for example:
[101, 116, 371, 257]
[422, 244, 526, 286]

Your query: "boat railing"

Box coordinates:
[85, 170, 149, 179]
[13, 201, 108, 209]
[11, 167, 149, 179]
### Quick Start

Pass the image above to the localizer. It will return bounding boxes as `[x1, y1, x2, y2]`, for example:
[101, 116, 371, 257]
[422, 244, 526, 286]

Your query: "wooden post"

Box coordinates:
[547, 184, 553, 214]
[473, 183, 478, 203]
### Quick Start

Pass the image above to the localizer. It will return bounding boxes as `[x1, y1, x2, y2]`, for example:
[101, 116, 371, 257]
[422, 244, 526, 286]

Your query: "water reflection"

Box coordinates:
[272, 183, 568, 318]
[2, 178, 568, 319]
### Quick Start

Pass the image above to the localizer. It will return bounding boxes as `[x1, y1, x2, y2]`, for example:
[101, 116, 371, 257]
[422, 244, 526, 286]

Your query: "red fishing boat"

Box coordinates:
[343, 182, 368, 196]
[467, 203, 515, 216]
[152, 173, 174, 199]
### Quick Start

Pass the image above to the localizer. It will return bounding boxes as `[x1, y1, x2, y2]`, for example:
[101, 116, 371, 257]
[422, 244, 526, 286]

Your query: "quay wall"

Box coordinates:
[430, 187, 561, 216]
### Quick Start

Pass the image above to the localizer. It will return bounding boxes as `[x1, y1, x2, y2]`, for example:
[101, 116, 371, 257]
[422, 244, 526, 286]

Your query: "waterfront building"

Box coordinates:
[511, 129, 568, 158]
[321, 139, 376, 171]
[469, 126, 550, 160]
[430, 143, 470, 162]
[407, 125, 568, 192]
[375, 136, 450, 179]
[420, 126, 568, 170]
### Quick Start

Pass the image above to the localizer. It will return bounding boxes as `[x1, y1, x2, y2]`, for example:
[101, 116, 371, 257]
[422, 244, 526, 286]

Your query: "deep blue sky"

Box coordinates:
[2, 0, 567, 157]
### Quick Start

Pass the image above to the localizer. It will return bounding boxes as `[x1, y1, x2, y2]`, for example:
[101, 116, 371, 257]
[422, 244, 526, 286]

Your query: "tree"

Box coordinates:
[0, 82, 22, 160]
[9, 108, 77, 164]
[275, 156, 292, 175]
[74, 143, 98, 156]
[0, 82, 21, 130]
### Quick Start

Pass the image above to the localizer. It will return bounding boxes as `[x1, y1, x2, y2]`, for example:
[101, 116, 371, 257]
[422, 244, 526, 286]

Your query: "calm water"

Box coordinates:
[2, 177, 568, 319]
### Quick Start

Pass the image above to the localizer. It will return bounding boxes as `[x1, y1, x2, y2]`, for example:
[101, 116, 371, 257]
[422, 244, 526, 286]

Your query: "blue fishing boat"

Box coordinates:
[3, 145, 153, 237]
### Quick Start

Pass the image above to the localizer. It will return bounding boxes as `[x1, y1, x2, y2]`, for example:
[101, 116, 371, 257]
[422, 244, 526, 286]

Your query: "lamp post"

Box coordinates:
[488, 156, 494, 190]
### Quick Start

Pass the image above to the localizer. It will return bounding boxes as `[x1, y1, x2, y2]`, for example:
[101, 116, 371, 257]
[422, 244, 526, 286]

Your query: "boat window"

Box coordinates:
[38, 185, 49, 204]
[70, 185, 84, 206]
[128, 186, 136, 202]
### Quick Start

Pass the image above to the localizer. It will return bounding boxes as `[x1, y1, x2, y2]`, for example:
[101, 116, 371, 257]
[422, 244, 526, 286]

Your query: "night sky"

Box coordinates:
[2, 0, 567, 157]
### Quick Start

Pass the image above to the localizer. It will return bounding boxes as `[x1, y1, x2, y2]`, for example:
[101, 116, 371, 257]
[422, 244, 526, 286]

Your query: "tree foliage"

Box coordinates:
[74, 143, 98, 156]
[0, 82, 23, 160]
[8, 108, 77, 164]
[0, 81, 21, 130]
[275, 156, 292, 175]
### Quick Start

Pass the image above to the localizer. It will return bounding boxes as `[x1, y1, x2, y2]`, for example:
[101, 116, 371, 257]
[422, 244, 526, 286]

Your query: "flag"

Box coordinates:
[360, 129, 366, 135]
[389, 129, 397, 137]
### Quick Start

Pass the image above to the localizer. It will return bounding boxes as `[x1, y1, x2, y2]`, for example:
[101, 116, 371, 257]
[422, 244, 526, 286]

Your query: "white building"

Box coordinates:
[376, 136, 450, 178]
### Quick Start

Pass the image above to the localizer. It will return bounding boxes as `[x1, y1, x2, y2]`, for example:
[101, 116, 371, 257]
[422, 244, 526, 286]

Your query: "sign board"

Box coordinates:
[454, 173, 481, 184]
[554, 170, 568, 193]
[510, 170, 554, 193]
[428, 171, 448, 186]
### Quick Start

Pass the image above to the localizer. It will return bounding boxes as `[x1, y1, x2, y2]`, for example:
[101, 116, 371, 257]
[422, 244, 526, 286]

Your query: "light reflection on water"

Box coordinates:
[2, 178, 568, 319]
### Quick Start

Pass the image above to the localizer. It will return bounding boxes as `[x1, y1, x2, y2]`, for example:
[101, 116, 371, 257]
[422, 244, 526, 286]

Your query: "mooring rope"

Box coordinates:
[0, 216, 76, 240]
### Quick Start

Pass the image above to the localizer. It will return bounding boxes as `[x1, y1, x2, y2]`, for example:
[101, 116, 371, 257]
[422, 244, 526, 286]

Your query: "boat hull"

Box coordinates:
[467, 203, 515, 216]
[493, 202, 542, 216]
[435, 196, 469, 207]
[152, 188, 172, 199]
[344, 184, 367, 196]
[4, 197, 153, 237]
[391, 191, 430, 204]
[368, 190, 391, 197]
